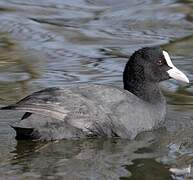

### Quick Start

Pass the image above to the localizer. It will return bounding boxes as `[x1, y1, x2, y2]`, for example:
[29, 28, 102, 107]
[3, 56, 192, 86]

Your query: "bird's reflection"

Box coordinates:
[7, 129, 173, 179]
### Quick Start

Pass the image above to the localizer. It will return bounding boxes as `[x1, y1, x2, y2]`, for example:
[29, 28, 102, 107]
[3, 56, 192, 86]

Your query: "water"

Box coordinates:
[0, 0, 192, 179]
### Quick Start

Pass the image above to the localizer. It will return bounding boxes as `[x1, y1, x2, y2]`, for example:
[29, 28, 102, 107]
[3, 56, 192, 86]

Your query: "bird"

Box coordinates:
[1, 47, 189, 141]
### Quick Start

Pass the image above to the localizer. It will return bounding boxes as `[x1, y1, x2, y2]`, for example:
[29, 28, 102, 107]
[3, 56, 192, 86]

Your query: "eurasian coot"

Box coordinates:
[1, 47, 189, 140]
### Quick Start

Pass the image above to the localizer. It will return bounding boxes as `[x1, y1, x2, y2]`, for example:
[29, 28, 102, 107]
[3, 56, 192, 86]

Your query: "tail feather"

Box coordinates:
[1, 105, 16, 110]
[1, 104, 67, 121]
[11, 126, 40, 140]
[21, 112, 32, 120]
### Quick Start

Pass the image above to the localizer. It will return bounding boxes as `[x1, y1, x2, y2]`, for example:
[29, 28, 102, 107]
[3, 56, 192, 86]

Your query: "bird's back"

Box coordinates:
[4, 84, 166, 140]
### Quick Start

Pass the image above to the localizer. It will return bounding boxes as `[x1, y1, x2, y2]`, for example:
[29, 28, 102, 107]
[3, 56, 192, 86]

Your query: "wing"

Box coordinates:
[1, 87, 69, 121]
[1, 86, 114, 131]
[1, 84, 148, 139]
[1, 84, 138, 120]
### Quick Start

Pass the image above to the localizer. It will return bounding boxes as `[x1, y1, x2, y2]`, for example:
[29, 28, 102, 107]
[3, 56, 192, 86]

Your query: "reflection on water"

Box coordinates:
[121, 158, 172, 180]
[0, 0, 192, 179]
[0, 136, 171, 179]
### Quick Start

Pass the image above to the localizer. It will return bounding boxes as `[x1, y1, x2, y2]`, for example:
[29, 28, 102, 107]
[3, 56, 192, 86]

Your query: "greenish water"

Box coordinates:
[0, 0, 193, 179]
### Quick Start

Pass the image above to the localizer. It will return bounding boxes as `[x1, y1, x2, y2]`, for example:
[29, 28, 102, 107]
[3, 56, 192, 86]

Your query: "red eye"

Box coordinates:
[157, 60, 163, 65]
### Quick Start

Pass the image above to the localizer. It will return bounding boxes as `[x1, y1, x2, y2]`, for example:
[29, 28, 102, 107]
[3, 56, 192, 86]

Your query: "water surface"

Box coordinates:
[0, 0, 193, 179]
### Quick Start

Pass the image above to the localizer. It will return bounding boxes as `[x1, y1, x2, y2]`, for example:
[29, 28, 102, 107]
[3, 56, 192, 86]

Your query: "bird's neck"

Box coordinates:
[125, 80, 164, 104]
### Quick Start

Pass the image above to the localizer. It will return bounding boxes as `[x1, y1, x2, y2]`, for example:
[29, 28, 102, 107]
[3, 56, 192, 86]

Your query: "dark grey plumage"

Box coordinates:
[1, 47, 180, 141]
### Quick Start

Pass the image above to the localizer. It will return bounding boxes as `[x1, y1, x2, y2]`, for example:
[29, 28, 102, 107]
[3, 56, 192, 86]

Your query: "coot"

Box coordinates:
[1, 47, 189, 140]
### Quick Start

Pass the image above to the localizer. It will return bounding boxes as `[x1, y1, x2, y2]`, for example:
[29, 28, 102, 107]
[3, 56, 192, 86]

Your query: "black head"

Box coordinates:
[123, 47, 189, 102]
[123, 47, 171, 86]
